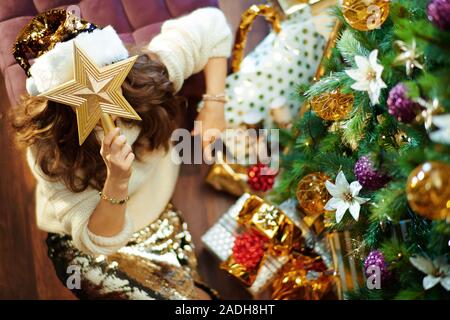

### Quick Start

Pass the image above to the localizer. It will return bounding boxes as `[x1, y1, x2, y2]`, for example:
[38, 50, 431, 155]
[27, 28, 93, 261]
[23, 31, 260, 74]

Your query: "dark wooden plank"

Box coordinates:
[0, 76, 75, 300]
[172, 163, 252, 300]
[0, 75, 38, 299]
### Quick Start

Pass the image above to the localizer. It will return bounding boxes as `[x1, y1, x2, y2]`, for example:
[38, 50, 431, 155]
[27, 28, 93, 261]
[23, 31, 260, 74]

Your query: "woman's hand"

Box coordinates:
[89, 127, 134, 237]
[195, 56, 228, 151]
[100, 127, 135, 187]
[192, 101, 226, 150]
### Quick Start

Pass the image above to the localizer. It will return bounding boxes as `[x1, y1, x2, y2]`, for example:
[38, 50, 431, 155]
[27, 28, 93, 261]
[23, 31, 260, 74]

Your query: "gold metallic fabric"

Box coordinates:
[13, 9, 97, 76]
[205, 161, 250, 197]
[47, 205, 217, 300]
[271, 254, 335, 300]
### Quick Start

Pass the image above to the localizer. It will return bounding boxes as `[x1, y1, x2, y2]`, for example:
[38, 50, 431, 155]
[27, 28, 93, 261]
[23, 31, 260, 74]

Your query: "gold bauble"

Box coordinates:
[310, 90, 354, 121]
[296, 172, 331, 216]
[342, 0, 390, 31]
[406, 161, 450, 220]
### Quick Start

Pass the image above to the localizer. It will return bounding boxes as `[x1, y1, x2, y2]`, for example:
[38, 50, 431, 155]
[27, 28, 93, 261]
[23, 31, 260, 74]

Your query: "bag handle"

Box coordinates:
[231, 4, 282, 73]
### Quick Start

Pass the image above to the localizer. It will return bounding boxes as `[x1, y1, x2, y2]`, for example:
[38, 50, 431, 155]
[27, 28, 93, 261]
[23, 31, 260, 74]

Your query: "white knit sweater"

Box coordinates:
[26, 7, 232, 256]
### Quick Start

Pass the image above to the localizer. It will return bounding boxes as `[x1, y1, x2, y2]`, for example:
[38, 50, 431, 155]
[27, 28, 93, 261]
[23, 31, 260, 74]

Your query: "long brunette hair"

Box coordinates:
[11, 52, 185, 192]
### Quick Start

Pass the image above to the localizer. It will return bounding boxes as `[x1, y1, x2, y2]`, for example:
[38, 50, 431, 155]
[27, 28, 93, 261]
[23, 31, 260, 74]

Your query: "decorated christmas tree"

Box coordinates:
[274, 0, 450, 299]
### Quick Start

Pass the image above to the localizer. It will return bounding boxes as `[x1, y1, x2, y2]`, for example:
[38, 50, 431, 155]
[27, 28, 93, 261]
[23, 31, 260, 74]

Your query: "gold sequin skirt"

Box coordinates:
[46, 204, 219, 300]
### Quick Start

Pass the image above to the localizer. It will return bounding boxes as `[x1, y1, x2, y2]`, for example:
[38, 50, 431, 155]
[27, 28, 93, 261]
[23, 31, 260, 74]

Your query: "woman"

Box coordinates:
[11, 7, 232, 299]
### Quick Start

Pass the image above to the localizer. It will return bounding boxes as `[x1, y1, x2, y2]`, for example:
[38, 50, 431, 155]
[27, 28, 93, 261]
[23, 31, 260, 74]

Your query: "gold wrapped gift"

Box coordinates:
[202, 194, 336, 297]
[220, 254, 266, 287]
[237, 196, 303, 256]
[206, 161, 250, 197]
[205, 151, 268, 198]
[220, 195, 302, 288]
[272, 253, 335, 300]
[237, 197, 285, 239]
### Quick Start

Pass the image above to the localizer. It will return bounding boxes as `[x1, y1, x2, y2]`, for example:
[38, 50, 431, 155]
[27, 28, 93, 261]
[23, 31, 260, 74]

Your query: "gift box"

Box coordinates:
[201, 194, 332, 296]
[205, 161, 250, 197]
[271, 253, 335, 300]
[224, 5, 325, 127]
[205, 141, 278, 197]
[201, 194, 289, 294]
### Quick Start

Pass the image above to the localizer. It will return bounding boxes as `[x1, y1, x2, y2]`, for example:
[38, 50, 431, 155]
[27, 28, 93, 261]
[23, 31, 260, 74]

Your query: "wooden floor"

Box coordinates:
[0, 75, 256, 300]
[0, 0, 269, 300]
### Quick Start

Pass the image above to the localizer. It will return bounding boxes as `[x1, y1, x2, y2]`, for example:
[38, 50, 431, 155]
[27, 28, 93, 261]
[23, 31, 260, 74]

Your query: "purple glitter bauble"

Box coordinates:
[427, 0, 450, 31]
[354, 156, 390, 190]
[387, 84, 421, 123]
[364, 250, 391, 283]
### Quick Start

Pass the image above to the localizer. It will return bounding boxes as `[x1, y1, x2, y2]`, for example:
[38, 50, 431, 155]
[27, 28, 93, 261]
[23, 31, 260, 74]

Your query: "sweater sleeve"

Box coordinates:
[26, 148, 134, 256]
[148, 7, 233, 92]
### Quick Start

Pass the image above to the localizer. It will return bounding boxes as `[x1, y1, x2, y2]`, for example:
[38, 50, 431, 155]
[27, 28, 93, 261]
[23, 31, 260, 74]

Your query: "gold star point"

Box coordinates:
[39, 42, 141, 145]
[393, 40, 424, 77]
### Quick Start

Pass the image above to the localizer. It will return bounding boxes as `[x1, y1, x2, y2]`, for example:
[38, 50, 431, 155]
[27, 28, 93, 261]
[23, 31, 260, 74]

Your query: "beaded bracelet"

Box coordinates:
[99, 191, 130, 205]
[202, 93, 228, 103]
[197, 93, 228, 112]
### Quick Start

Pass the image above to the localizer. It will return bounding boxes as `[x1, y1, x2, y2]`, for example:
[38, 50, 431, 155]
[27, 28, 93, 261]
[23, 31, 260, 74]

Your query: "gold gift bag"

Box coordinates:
[205, 143, 270, 197]
[206, 150, 251, 197]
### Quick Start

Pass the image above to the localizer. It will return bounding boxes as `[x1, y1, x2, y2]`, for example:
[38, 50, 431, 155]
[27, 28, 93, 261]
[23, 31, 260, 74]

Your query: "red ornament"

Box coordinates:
[247, 163, 277, 192]
[232, 230, 268, 270]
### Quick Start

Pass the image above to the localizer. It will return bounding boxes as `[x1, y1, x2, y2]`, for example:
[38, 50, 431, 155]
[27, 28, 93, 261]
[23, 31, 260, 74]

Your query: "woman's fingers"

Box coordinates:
[202, 127, 222, 150]
[120, 143, 133, 159]
[110, 135, 127, 154]
[191, 115, 203, 136]
[108, 141, 133, 165]
[101, 127, 120, 156]
[100, 127, 134, 182]
[123, 152, 135, 168]
[101, 129, 133, 166]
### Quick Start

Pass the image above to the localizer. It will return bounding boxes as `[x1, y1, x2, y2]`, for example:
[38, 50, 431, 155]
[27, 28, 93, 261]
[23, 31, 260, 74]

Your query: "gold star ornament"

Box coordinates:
[393, 40, 424, 77]
[39, 42, 141, 145]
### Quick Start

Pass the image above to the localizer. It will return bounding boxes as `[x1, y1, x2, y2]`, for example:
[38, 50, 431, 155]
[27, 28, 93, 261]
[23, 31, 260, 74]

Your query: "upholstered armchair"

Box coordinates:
[0, 0, 218, 107]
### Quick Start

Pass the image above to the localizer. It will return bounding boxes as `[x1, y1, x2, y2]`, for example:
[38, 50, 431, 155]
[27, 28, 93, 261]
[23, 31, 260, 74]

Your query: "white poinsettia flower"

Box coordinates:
[345, 49, 387, 105]
[324, 171, 370, 223]
[429, 114, 450, 145]
[409, 255, 450, 291]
